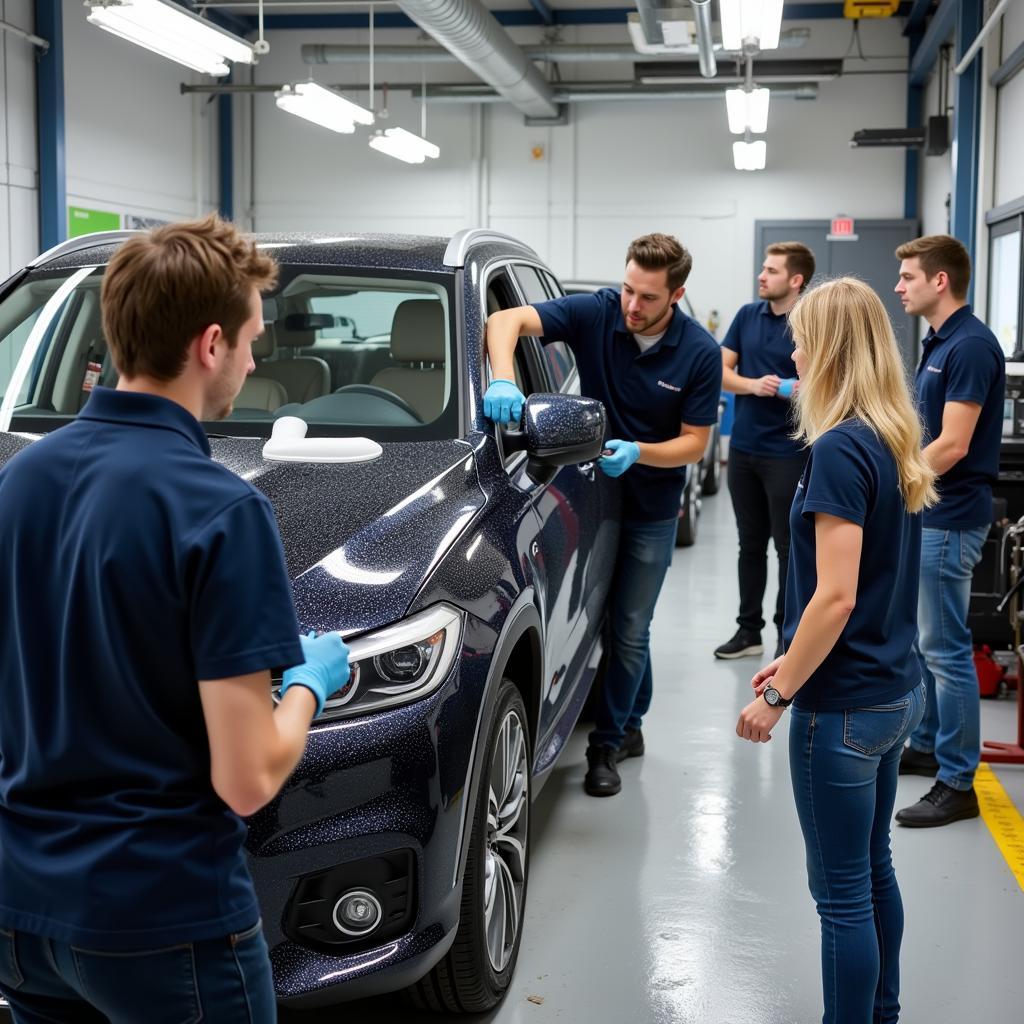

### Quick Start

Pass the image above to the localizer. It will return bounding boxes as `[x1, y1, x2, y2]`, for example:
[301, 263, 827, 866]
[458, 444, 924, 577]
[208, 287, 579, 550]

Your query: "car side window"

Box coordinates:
[486, 271, 543, 398]
[512, 265, 579, 395]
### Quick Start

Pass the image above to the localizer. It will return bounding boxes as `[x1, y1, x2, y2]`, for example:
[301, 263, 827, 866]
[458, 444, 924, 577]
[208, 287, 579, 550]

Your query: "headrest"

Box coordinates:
[253, 323, 276, 360]
[390, 300, 446, 363]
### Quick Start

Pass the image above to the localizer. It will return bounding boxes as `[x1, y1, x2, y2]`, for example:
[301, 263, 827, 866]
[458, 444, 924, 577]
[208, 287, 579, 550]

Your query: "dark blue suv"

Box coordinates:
[0, 229, 620, 1013]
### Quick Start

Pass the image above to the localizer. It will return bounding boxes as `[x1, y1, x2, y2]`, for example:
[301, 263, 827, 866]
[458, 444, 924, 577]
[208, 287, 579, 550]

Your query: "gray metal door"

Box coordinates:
[755, 219, 920, 364]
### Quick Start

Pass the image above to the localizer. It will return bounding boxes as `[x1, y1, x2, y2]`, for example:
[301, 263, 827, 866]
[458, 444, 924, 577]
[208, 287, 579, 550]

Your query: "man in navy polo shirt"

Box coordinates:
[0, 217, 347, 1021]
[483, 233, 722, 796]
[715, 241, 816, 662]
[892, 234, 1006, 828]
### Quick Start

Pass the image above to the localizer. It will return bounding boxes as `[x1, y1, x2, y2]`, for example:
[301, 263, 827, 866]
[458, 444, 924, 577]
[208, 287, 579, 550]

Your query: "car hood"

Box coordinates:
[0, 431, 484, 635]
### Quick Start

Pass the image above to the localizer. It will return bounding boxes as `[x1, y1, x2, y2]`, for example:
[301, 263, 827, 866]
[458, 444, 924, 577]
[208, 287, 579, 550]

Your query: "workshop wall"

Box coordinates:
[994, 3, 1024, 209]
[0, 0, 39, 281]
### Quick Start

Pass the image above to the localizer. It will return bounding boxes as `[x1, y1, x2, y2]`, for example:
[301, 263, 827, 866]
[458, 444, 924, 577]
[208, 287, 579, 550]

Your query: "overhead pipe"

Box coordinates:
[691, 0, 716, 78]
[304, 42, 702, 63]
[394, 0, 558, 118]
[954, 0, 1013, 76]
[0, 17, 49, 51]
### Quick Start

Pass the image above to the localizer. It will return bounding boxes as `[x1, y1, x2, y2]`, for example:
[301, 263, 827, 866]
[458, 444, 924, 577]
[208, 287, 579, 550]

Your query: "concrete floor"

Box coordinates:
[298, 480, 1024, 1023]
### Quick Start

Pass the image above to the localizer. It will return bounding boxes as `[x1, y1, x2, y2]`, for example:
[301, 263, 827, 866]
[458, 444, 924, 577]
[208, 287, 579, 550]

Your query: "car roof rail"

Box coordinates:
[443, 229, 539, 268]
[29, 230, 142, 269]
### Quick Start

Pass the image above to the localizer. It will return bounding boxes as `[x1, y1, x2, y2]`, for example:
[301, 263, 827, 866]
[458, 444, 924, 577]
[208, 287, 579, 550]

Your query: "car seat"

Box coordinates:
[369, 300, 446, 422]
[235, 329, 290, 412]
[255, 315, 331, 404]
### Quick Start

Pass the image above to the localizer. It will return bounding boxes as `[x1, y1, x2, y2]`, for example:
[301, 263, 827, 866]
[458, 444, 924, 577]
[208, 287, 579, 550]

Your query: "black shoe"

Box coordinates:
[584, 745, 622, 797]
[616, 727, 645, 763]
[714, 629, 763, 660]
[898, 746, 939, 777]
[895, 781, 980, 828]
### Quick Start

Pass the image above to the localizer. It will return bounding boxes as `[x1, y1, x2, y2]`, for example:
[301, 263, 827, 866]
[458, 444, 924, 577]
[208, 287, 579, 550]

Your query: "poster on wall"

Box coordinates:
[124, 215, 171, 230]
[67, 206, 120, 238]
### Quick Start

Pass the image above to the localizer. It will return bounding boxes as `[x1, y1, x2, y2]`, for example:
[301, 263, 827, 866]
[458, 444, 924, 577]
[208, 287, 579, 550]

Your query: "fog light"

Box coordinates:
[332, 889, 382, 936]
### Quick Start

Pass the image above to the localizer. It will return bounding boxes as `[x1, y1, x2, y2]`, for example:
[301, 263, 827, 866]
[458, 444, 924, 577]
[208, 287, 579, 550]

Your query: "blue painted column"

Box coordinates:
[218, 87, 233, 220]
[951, 0, 983, 293]
[34, 0, 66, 250]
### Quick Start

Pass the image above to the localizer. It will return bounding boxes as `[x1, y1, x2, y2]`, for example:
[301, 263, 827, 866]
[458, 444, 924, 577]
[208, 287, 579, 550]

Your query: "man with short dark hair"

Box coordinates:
[483, 233, 722, 796]
[894, 234, 1005, 828]
[0, 216, 348, 1021]
[715, 241, 815, 661]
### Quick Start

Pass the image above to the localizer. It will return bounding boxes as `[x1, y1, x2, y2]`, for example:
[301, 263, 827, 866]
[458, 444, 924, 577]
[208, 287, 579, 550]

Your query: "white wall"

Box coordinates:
[247, 16, 909, 331]
[994, 2, 1024, 209]
[62, 0, 218, 228]
[0, 0, 39, 280]
[919, 55, 952, 239]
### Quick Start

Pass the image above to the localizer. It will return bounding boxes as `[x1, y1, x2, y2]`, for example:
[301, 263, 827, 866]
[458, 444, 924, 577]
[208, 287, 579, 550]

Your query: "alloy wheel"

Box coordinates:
[483, 709, 529, 974]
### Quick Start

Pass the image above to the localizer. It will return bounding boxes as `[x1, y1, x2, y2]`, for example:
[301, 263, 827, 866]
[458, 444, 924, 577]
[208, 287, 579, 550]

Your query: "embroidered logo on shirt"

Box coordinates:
[657, 380, 681, 392]
[925, 365, 943, 374]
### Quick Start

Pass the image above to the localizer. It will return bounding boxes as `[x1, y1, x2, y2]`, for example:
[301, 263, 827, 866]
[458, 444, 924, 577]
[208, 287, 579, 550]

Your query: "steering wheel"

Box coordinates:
[332, 384, 423, 423]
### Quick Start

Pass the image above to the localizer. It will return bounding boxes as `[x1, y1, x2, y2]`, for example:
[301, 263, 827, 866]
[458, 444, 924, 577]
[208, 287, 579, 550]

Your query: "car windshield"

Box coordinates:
[0, 264, 459, 441]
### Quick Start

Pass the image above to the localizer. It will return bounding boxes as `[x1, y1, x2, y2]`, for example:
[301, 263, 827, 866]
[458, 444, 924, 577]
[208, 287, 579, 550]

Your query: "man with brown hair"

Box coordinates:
[893, 234, 1005, 828]
[0, 216, 348, 1020]
[483, 233, 722, 796]
[715, 241, 815, 661]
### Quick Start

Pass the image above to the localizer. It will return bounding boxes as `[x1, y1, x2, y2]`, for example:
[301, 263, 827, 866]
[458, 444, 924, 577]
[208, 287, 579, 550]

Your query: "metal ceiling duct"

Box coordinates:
[304, 43, 694, 64]
[691, 0, 716, 78]
[395, 0, 558, 119]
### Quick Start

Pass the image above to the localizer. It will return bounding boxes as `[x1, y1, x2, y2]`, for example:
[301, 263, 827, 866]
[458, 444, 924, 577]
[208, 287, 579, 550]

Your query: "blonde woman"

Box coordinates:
[736, 278, 936, 1024]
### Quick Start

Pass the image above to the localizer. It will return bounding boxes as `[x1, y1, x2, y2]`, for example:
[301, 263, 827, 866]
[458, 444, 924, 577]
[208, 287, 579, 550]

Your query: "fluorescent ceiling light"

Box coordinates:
[275, 83, 375, 134]
[725, 87, 770, 133]
[85, 0, 254, 77]
[369, 128, 440, 165]
[733, 139, 767, 171]
[720, 0, 784, 51]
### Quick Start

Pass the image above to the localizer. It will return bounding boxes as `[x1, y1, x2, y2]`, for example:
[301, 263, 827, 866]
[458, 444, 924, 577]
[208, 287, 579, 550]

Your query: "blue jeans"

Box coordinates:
[0, 921, 275, 1023]
[589, 517, 677, 749]
[909, 525, 988, 790]
[789, 684, 925, 1024]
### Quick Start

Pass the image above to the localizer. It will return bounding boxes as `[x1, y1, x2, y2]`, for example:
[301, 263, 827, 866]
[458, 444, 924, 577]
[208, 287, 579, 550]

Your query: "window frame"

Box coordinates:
[988, 211, 1024, 358]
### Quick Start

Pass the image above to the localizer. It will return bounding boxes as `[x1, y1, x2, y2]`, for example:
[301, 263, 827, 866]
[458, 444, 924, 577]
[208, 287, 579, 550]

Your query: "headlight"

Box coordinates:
[273, 603, 464, 721]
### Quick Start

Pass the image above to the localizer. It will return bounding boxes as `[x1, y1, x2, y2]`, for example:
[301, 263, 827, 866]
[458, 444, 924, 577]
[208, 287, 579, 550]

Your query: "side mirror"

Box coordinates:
[503, 392, 606, 485]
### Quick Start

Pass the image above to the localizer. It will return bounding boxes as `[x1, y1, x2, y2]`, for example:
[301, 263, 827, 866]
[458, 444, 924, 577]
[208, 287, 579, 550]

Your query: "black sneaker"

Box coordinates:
[616, 727, 645, 763]
[898, 746, 939, 777]
[584, 745, 622, 797]
[895, 781, 980, 828]
[714, 629, 763, 660]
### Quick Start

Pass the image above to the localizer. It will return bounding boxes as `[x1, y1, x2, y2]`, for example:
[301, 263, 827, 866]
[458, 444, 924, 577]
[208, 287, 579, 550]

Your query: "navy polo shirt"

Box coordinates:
[722, 300, 802, 458]
[914, 305, 1005, 529]
[534, 289, 722, 521]
[0, 388, 303, 950]
[784, 420, 922, 711]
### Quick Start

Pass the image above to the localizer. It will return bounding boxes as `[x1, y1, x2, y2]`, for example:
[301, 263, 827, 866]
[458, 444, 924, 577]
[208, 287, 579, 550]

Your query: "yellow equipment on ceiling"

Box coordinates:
[843, 0, 901, 17]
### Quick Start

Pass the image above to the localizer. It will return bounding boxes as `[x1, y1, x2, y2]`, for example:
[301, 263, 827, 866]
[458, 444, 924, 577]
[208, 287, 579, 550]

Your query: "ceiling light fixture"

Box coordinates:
[85, 0, 254, 77]
[275, 82, 375, 133]
[733, 139, 767, 171]
[725, 86, 770, 133]
[369, 127, 439, 164]
[720, 0, 784, 52]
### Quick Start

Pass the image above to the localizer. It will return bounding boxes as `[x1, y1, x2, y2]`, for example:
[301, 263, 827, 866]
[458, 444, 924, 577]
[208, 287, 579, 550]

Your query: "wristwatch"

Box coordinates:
[762, 685, 793, 709]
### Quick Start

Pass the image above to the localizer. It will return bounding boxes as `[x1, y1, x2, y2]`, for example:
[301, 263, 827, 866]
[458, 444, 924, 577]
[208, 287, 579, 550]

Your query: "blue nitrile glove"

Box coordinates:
[599, 439, 641, 478]
[777, 378, 797, 399]
[483, 379, 526, 425]
[280, 631, 350, 717]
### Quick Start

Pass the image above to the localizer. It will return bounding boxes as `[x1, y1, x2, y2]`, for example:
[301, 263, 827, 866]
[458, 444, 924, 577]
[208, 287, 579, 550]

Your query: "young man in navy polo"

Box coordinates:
[0, 217, 347, 1021]
[893, 234, 1006, 828]
[715, 241, 815, 662]
[483, 234, 722, 796]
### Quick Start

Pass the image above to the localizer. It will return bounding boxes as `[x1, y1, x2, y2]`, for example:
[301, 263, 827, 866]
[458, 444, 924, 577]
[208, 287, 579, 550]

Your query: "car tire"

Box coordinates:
[676, 472, 699, 548]
[702, 424, 722, 496]
[407, 679, 531, 1013]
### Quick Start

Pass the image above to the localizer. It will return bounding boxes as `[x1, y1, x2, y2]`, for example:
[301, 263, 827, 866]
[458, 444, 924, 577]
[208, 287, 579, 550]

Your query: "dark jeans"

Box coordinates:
[789, 684, 925, 1024]
[0, 921, 275, 1023]
[727, 447, 807, 634]
[589, 517, 677, 750]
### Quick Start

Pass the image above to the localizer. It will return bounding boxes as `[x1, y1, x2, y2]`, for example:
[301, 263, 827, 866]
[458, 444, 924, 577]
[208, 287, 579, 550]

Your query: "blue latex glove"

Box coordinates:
[281, 631, 350, 717]
[777, 378, 797, 399]
[599, 439, 641, 478]
[483, 379, 526, 425]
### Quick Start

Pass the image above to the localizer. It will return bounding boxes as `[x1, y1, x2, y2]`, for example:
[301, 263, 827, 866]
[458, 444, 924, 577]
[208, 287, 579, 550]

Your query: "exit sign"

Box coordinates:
[828, 216, 859, 241]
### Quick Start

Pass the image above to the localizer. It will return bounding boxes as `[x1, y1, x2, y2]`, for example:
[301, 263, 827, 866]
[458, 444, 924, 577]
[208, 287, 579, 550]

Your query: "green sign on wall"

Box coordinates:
[67, 206, 121, 238]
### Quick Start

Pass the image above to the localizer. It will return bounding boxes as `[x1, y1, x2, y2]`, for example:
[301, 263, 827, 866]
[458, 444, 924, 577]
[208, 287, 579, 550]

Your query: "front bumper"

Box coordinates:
[245, 652, 487, 1006]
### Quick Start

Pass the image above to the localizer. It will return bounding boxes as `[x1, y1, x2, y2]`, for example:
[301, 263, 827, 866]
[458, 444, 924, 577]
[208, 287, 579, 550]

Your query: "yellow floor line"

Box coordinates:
[975, 762, 1024, 893]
